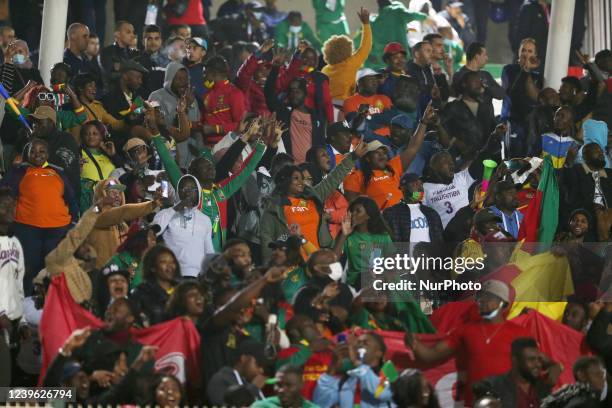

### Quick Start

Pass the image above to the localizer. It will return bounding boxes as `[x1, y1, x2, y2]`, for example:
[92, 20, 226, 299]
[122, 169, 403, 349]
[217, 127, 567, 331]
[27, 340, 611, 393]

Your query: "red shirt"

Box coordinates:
[516, 381, 541, 408]
[166, 0, 206, 25]
[445, 320, 531, 406]
[202, 80, 246, 145]
[276, 58, 334, 122]
[235, 54, 270, 117]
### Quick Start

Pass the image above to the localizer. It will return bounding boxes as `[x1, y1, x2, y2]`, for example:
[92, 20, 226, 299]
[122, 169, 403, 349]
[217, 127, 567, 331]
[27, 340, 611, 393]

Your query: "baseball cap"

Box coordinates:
[448, 2, 464, 8]
[356, 68, 381, 82]
[101, 264, 130, 280]
[480, 279, 510, 303]
[29, 106, 57, 124]
[123, 137, 147, 153]
[326, 121, 352, 137]
[245, 1, 265, 10]
[383, 42, 407, 61]
[187, 37, 208, 51]
[120, 59, 149, 74]
[365, 140, 390, 154]
[236, 340, 269, 367]
[473, 208, 502, 225]
[61, 361, 83, 382]
[399, 172, 420, 187]
[105, 179, 127, 192]
[390, 114, 415, 130]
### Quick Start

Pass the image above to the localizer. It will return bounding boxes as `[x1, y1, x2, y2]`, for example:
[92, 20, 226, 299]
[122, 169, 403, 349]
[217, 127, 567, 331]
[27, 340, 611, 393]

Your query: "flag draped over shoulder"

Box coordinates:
[39, 274, 201, 385]
[518, 155, 559, 244]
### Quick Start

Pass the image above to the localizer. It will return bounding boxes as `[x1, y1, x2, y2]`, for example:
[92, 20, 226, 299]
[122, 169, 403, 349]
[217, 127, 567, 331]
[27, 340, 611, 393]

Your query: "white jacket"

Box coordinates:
[0, 236, 25, 320]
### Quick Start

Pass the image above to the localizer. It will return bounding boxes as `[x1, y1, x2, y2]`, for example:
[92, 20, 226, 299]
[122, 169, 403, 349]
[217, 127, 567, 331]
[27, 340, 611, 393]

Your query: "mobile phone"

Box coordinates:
[161, 180, 169, 198]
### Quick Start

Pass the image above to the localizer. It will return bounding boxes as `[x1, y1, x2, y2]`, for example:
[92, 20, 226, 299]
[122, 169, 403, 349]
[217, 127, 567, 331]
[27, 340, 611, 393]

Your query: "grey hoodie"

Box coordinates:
[149, 61, 203, 169]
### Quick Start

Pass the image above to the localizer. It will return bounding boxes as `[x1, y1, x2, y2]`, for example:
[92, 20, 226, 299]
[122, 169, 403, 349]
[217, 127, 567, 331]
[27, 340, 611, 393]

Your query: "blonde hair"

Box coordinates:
[322, 35, 354, 65]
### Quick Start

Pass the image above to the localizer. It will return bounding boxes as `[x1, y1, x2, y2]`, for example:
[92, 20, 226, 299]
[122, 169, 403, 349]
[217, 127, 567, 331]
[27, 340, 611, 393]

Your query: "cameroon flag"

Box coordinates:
[518, 156, 559, 244]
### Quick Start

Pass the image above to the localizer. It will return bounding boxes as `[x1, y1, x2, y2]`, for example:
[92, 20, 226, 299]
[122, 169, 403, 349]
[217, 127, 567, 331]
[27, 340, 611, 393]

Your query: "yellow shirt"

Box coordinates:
[80, 149, 115, 181]
[322, 23, 372, 101]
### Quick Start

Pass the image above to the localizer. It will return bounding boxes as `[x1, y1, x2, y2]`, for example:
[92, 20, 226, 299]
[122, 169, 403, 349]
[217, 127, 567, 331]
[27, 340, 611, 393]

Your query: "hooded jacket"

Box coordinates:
[87, 178, 158, 268]
[45, 207, 99, 304]
[153, 174, 215, 278]
[149, 61, 201, 167]
[259, 153, 356, 263]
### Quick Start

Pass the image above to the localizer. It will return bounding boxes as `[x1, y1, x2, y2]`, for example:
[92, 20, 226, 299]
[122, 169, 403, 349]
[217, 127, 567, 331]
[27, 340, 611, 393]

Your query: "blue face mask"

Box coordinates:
[12, 53, 26, 65]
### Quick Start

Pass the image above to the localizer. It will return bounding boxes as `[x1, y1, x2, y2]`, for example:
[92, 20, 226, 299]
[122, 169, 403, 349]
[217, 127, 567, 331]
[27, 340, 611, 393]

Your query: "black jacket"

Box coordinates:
[586, 309, 612, 373]
[130, 280, 172, 325]
[441, 98, 496, 148]
[0, 62, 43, 95]
[135, 52, 169, 99]
[513, 0, 549, 60]
[206, 366, 262, 406]
[382, 201, 444, 244]
[44, 129, 81, 197]
[559, 165, 612, 226]
[100, 43, 140, 87]
[405, 61, 449, 107]
[264, 65, 326, 158]
[473, 372, 551, 408]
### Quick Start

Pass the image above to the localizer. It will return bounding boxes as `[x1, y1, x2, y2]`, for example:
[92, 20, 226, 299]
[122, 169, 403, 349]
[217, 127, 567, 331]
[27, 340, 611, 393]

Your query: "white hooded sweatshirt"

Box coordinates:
[153, 175, 215, 277]
[0, 236, 25, 320]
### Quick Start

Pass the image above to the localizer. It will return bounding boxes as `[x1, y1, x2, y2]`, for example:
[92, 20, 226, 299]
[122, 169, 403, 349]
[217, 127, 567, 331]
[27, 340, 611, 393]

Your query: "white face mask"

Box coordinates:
[289, 25, 302, 34]
[481, 302, 504, 320]
[328, 262, 343, 282]
[253, 12, 263, 20]
[600, 370, 608, 401]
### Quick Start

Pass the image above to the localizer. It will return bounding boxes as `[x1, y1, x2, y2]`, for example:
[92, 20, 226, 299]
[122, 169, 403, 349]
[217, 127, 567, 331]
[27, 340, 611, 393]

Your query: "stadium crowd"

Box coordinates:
[0, 0, 611, 407]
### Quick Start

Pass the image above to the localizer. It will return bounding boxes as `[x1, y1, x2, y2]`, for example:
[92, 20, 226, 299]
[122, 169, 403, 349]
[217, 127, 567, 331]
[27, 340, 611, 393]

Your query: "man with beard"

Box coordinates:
[406, 41, 443, 113]
[135, 25, 170, 99]
[473, 337, 559, 408]
[405, 280, 532, 406]
[560, 143, 612, 237]
[441, 70, 497, 152]
[489, 180, 524, 239]
[222, 239, 254, 285]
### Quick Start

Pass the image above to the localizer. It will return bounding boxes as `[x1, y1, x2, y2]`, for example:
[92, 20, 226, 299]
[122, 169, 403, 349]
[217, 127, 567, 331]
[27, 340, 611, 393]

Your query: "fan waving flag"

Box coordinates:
[518, 156, 559, 244]
[39, 274, 201, 385]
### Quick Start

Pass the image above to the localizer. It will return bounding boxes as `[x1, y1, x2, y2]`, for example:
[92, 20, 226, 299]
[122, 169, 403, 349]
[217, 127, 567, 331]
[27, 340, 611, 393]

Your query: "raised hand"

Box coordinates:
[265, 266, 289, 283]
[63, 327, 92, 354]
[341, 213, 353, 236]
[271, 47, 288, 67]
[297, 40, 310, 53]
[260, 39, 275, 54]
[421, 101, 438, 126]
[357, 7, 370, 24]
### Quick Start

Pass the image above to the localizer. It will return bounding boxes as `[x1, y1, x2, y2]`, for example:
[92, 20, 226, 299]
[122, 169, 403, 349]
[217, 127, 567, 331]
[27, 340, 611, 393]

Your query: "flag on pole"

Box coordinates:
[374, 360, 399, 397]
[517, 155, 559, 244]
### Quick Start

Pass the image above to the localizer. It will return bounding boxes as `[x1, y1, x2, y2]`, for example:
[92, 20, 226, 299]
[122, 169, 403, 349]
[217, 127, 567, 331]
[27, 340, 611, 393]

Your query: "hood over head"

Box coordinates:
[163, 61, 189, 96]
[177, 174, 203, 209]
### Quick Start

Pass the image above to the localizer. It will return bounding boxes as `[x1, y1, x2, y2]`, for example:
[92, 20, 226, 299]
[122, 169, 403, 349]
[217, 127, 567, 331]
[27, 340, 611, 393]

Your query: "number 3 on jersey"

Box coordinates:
[443, 201, 453, 214]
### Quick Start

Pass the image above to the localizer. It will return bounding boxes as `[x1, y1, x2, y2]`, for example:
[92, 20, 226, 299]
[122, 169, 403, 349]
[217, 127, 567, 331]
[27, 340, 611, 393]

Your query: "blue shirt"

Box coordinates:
[489, 206, 524, 239]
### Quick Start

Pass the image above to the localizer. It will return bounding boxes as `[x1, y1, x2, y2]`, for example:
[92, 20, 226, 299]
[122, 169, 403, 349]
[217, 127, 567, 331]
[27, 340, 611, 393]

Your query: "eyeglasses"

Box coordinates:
[37, 93, 56, 101]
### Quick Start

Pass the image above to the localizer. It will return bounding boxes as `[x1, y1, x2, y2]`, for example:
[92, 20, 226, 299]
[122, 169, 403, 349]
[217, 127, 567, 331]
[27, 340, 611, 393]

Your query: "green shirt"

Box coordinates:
[105, 251, 143, 288]
[350, 308, 407, 331]
[343, 232, 393, 287]
[252, 396, 319, 408]
[16, 106, 87, 131]
[152, 136, 266, 251]
[311, 0, 349, 43]
[275, 20, 322, 51]
[359, 1, 427, 69]
[281, 266, 308, 304]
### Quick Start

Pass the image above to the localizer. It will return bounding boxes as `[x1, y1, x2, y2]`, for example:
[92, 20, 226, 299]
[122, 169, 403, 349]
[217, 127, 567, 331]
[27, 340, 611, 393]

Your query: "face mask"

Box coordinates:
[481, 302, 504, 320]
[328, 262, 343, 282]
[12, 53, 26, 65]
[600, 370, 608, 401]
[253, 12, 263, 20]
[411, 191, 424, 202]
[289, 25, 302, 34]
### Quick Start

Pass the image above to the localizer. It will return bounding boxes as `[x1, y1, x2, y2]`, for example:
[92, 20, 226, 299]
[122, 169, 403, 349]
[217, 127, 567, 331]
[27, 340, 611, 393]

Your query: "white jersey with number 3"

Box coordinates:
[423, 168, 475, 228]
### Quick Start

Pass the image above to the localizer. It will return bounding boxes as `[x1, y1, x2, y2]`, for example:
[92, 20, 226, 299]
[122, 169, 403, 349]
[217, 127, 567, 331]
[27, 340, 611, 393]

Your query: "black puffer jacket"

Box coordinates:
[130, 280, 173, 326]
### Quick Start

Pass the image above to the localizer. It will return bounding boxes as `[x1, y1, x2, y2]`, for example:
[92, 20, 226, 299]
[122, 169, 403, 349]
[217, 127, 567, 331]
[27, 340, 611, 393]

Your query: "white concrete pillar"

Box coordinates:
[544, 0, 576, 89]
[38, 0, 70, 87]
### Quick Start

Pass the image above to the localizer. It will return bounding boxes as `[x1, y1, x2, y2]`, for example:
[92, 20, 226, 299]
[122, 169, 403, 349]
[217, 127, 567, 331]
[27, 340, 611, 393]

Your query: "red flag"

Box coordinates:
[39, 275, 201, 385]
[511, 310, 591, 386]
